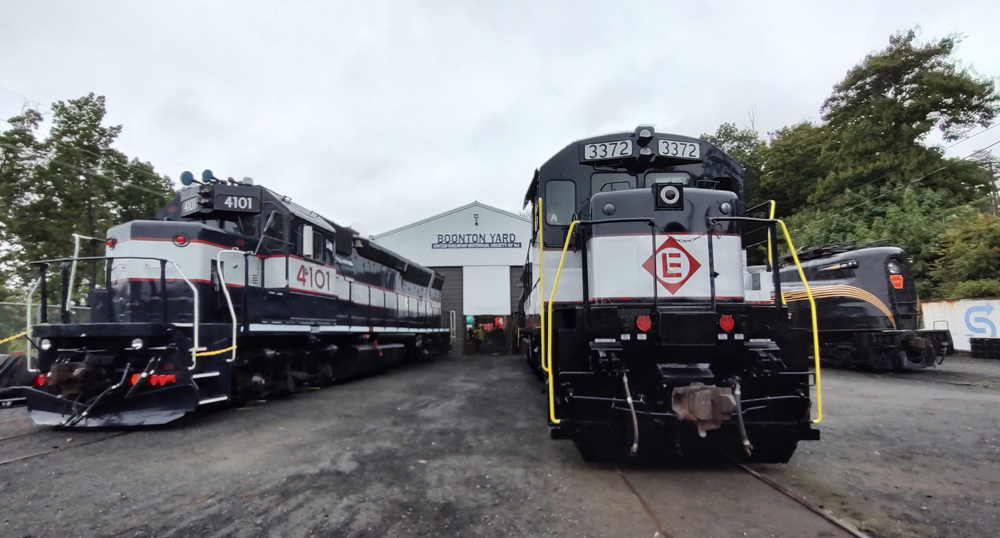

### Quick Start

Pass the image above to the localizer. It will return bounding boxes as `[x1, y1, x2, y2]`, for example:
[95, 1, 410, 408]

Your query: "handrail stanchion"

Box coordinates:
[160, 260, 168, 323]
[537, 198, 547, 374]
[776, 219, 822, 424]
[25, 278, 41, 373]
[707, 215, 821, 424]
[546, 220, 580, 425]
[215, 250, 242, 363]
[39, 264, 48, 324]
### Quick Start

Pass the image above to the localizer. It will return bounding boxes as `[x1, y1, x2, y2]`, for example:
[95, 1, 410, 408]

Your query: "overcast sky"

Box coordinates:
[2, 1, 999, 236]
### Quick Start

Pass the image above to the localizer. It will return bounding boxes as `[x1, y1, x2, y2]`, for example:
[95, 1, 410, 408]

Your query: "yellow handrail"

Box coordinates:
[776, 219, 822, 424]
[767, 200, 776, 270]
[537, 198, 547, 374]
[544, 220, 580, 425]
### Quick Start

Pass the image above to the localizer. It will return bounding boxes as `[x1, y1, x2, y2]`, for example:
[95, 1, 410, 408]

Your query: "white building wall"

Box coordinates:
[921, 299, 1000, 352]
[371, 202, 531, 268]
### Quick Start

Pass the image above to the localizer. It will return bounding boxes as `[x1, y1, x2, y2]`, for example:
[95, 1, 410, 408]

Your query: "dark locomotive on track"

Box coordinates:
[22, 171, 451, 427]
[775, 242, 953, 370]
[517, 125, 820, 463]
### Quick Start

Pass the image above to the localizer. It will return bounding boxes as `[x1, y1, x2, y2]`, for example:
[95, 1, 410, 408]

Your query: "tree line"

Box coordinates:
[703, 30, 1000, 300]
[0, 93, 176, 301]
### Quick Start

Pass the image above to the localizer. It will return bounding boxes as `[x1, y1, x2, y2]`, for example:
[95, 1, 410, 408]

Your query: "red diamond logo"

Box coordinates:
[641, 236, 702, 295]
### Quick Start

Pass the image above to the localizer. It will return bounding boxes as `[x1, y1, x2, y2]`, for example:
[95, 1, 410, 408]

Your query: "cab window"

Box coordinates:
[545, 180, 576, 225]
[260, 209, 286, 253]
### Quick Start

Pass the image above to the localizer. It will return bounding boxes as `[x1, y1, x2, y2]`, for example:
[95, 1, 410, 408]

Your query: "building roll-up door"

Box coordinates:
[431, 267, 463, 353]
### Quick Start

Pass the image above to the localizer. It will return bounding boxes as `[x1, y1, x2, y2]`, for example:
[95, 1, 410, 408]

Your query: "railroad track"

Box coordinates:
[0, 410, 133, 467]
[615, 458, 870, 538]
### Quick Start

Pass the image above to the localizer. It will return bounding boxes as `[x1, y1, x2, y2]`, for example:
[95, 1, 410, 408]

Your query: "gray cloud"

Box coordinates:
[1, 0, 997, 234]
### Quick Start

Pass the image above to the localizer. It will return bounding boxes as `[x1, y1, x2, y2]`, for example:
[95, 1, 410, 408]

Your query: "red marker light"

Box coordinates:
[106, 237, 117, 250]
[890, 275, 904, 289]
[33, 374, 47, 387]
[130, 373, 142, 386]
[636, 315, 652, 332]
[720, 315, 735, 332]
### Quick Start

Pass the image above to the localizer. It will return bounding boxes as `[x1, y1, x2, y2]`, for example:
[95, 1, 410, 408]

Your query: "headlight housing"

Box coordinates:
[131, 338, 144, 350]
[40, 339, 52, 351]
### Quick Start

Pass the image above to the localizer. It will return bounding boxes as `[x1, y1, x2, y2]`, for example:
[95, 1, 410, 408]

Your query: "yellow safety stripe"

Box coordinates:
[782, 285, 896, 329]
[0, 331, 27, 346]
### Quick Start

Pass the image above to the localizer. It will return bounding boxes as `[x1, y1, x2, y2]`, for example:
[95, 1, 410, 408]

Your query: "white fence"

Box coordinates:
[921, 299, 1000, 352]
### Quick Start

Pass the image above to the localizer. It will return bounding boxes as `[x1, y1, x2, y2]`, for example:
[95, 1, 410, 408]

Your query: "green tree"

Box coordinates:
[757, 122, 833, 217]
[812, 30, 998, 208]
[701, 122, 768, 208]
[1, 93, 175, 297]
[0, 108, 44, 300]
[931, 213, 1000, 299]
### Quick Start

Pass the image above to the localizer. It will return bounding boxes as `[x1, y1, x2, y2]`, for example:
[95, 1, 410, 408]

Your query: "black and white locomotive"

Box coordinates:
[518, 126, 820, 463]
[775, 242, 953, 370]
[23, 171, 451, 426]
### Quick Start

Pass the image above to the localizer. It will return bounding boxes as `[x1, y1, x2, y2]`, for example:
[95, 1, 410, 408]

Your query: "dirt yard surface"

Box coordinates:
[0, 354, 995, 537]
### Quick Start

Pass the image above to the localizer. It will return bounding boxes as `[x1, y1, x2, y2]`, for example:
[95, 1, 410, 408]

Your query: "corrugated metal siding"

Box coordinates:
[431, 266, 464, 351]
[509, 266, 524, 315]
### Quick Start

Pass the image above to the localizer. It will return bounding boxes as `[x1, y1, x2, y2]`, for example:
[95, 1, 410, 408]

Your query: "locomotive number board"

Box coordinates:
[213, 194, 260, 212]
[583, 140, 632, 160]
[658, 139, 701, 160]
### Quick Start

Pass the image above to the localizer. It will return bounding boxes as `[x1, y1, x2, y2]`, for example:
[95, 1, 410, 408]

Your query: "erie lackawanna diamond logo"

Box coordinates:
[641, 236, 702, 295]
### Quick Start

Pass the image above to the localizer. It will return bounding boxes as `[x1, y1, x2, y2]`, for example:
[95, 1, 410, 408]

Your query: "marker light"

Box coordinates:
[603, 203, 616, 216]
[201, 169, 215, 182]
[720, 315, 735, 332]
[33, 374, 47, 387]
[636, 124, 655, 146]
[636, 315, 652, 332]
[40, 339, 52, 351]
[106, 237, 117, 250]
[180, 171, 195, 186]
[131, 338, 144, 350]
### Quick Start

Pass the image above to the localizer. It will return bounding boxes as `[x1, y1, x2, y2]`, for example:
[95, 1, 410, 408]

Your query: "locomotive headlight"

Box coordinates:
[887, 260, 903, 275]
[719, 202, 733, 215]
[40, 339, 52, 351]
[660, 186, 679, 204]
[131, 338, 144, 350]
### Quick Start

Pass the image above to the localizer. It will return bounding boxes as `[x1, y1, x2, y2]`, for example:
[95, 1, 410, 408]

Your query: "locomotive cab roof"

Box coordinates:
[523, 125, 746, 210]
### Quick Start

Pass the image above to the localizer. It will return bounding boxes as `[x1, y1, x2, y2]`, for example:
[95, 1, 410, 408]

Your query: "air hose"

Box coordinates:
[733, 379, 753, 456]
[622, 373, 639, 457]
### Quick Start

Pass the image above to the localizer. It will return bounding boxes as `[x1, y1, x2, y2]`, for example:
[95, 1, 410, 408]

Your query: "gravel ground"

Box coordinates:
[0, 354, 996, 537]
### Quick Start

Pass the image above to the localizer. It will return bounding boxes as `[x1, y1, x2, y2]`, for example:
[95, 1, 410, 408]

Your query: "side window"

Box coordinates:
[591, 173, 636, 194]
[261, 209, 286, 253]
[545, 180, 576, 225]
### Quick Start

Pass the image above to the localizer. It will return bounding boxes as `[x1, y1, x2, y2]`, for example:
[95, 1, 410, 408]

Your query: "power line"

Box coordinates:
[806, 138, 1000, 227]
[0, 140, 174, 199]
[0, 85, 194, 173]
[0, 116, 179, 188]
[793, 123, 1000, 217]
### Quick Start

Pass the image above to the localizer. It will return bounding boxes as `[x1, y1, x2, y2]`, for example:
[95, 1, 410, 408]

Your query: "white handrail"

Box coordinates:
[66, 234, 102, 312]
[215, 250, 242, 363]
[24, 278, 41, 373]
[163, 260, 201, 370]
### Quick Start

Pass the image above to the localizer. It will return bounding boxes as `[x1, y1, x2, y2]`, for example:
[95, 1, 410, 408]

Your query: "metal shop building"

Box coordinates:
[372, 202, 531, 354]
